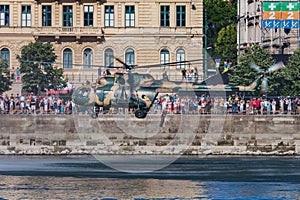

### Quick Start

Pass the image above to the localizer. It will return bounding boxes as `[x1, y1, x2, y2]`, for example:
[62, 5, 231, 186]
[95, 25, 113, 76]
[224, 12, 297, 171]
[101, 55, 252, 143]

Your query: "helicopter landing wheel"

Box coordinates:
[91, 112, 98, 119]
[135, 110, 147, 119]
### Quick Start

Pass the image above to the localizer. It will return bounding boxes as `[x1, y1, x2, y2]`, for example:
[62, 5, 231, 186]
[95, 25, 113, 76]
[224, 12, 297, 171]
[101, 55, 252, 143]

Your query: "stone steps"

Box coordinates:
[7, 82, 22, 95]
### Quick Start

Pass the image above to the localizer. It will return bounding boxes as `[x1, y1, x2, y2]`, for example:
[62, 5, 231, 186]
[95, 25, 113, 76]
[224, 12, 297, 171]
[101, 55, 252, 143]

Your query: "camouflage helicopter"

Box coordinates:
[72, 58, 202, 118]
[72, 59, 284, 119]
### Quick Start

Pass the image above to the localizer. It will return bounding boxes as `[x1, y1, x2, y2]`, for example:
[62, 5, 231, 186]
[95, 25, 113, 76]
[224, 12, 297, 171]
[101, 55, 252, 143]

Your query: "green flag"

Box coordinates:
[263, 2, 281, 11]
[282, 2, 299, 11]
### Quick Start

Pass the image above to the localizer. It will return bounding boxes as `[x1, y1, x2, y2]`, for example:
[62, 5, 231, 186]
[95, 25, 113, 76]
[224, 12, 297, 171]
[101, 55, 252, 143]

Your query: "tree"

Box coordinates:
[230, 44, 286, 96]
[282, 49, 300, 96]
[0, 59, 12, 94]
[204, 0, 237, 49]
[214, 23, 237, 67]
[17, 40, 67, 95]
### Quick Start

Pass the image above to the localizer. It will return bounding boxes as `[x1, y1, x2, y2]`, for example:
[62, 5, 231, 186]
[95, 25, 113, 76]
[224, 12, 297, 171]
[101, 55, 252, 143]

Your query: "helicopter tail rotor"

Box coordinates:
[249, 62, 263, 73]
[261, 75, 268, 93]
[248, 61, 284, 94]
[267, 61, 285, 73]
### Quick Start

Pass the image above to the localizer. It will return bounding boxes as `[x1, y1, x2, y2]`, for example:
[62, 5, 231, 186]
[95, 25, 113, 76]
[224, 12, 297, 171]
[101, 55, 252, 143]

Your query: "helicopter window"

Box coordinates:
[83, 48, 93, 68]
[176, 49, 186, 69]
[104, 91, 109, 99]
[104, 48, 114, 67]
[63, 48, 72, 69]
[160, 49, 170, 69]
[125, 48, 135, 65]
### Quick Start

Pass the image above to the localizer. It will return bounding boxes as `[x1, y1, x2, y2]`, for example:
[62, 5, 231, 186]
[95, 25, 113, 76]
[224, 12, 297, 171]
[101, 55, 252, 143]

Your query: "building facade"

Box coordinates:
[0, 0, 203, 79]
[238, 0, 300, 57]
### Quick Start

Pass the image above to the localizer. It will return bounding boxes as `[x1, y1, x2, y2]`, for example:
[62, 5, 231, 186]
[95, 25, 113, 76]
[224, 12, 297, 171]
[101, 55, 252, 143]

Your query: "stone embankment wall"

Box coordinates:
[0, 115, 299, 155]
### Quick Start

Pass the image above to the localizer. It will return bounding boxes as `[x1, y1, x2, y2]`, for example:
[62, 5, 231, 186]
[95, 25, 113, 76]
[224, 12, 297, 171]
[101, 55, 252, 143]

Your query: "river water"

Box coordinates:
[0, 155, 300, 199]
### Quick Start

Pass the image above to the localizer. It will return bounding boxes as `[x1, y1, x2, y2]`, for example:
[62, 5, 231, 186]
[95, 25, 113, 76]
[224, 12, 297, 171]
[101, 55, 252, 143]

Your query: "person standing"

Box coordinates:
[271, 99, 276, 115]
[16, 67, 21, 82]
[193, 68, 198, 82]
[162, 70, 169, 81]
[279, 96, 284, 114]
[97, 67, 102, 78]
[10, 67, 15, 82]
[181, 68, 187, 80]
[266, 100, 271, 115]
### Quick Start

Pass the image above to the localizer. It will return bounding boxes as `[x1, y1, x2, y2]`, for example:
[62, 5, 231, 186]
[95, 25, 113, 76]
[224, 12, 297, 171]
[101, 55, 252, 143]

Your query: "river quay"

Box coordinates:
[0, 114, 299, 155]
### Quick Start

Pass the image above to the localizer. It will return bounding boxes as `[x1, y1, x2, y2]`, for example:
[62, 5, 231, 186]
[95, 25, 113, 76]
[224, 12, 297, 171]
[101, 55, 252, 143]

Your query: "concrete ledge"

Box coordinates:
[0, 115, 299, 155]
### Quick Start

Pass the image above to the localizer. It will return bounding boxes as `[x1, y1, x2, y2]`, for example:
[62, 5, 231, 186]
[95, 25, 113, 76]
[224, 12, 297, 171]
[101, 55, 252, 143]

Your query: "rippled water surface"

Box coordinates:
[0, 155, 300, 199]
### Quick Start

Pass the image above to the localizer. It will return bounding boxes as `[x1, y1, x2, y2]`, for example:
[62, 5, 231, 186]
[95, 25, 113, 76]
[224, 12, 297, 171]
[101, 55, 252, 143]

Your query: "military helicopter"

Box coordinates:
[72, 59, 284, 119]
[72, 58, 201, 118]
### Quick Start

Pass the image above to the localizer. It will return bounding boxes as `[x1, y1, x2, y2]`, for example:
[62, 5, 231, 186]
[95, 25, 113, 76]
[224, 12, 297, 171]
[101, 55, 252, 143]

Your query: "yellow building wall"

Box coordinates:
[0, 0, 203, 76]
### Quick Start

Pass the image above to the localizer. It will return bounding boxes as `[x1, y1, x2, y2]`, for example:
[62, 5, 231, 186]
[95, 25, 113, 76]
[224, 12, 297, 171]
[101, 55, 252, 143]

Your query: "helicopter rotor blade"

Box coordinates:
[261, 76, 268, 93]
[104, 65, 123, 69]
[134, 59, 203, 69]
[249, 62, 262, 73]
[115, 57, 126, 66]
[114, 57, 137, 70]
[267, 61, 285, 73]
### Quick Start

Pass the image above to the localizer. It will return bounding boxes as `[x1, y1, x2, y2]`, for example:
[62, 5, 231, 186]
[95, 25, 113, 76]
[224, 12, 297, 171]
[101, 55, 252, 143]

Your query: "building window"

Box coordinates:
[160, 49, 170, 69]
[0, 5, 9, 26]
[42, 5, 51, 26]
[104, 48, 114, 67]
[160, 6, 170, 27]
[63, 48, 72, 69]
[22, 5, 31, 27]
[84, 5, 93, 26]
[125, 48, 134, 65]
[104, 6, 114, 27]
[83, 48, 93, 68]
[0, 48, 10, 66]
[125, 6, 135, 27]
[63, 6, 73, 27]
[176, 6, 186, 27]
[176, 49, 185, 69]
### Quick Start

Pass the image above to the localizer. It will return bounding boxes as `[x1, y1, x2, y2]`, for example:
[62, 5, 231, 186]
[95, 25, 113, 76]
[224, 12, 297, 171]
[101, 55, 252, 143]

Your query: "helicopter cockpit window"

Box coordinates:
[104, 91, 109, 99]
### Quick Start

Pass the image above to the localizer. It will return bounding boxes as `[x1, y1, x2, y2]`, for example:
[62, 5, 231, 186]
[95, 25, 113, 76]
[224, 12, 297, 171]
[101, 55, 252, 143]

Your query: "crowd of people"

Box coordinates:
[152, 94, 300, 115]
[1, 92, 300, 116]
[0, 93, 75, 115]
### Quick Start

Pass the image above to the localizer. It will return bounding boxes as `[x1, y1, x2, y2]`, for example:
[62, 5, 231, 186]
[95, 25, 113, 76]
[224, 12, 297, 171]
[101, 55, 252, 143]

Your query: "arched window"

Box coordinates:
[160, 49, 170, 69]
[63, 48, 72, 69]
[83, 48, 93, 68]
[0, 48, 10, 66]
[176, 49, 185, 69]
[125, 48, 134, 65]
[104, 48, 114, 67]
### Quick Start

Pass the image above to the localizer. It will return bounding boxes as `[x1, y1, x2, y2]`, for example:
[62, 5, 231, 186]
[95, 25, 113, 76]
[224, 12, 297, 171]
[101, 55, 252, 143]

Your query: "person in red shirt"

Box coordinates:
[250, 98, 256, 114]
[255, 98, 261, 115]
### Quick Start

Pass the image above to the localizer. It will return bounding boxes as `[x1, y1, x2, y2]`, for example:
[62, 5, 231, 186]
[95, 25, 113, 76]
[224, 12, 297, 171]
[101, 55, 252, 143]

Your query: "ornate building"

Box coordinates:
[0, 0, 203, 79]
[238, 0, 299, 58]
